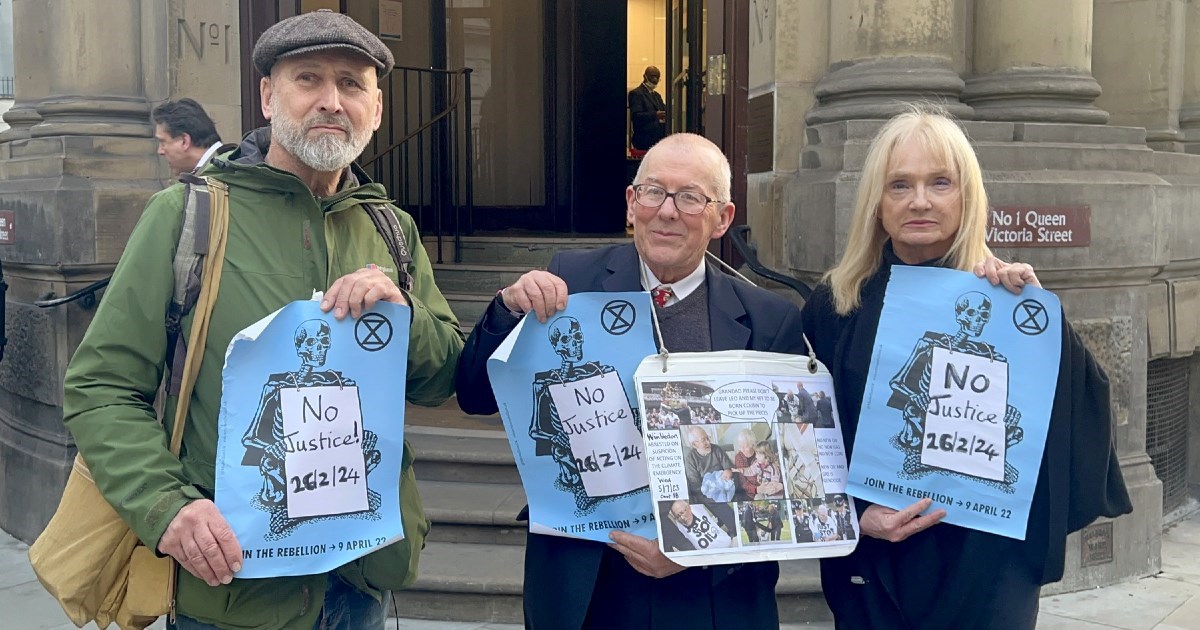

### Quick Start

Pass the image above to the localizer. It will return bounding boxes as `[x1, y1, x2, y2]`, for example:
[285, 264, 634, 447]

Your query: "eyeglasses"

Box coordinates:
[632, 184, 718, 215]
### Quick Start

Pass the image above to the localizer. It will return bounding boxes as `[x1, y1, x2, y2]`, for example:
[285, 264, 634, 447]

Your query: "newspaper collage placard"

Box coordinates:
[634, 351, 859, 566]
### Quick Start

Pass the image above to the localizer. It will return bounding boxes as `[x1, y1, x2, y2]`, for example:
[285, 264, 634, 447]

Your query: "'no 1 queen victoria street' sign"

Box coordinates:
[986, 206, 1090, 248]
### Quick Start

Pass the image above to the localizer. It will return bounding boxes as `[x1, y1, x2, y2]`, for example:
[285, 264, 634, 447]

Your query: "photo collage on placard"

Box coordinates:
[645, 378, 858, 550]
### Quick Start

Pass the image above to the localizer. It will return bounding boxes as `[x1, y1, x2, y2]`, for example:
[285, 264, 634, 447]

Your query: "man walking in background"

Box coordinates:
[152, 98, 225, 175]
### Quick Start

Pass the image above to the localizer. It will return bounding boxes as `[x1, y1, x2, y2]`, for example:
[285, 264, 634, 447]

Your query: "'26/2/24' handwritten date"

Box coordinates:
[923, 431, 1000, 461]
[574, 443, 643, 474]
[289, 465, 361, 494]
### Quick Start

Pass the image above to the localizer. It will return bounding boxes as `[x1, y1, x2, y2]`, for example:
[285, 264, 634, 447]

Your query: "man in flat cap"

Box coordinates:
[62, 10, 462, 629]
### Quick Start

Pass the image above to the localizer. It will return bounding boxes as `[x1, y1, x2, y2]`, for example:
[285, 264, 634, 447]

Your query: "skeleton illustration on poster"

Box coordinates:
[848, 266, 1062, 539]
[215, 299, 410, 578]
[487, 292, 658, 542]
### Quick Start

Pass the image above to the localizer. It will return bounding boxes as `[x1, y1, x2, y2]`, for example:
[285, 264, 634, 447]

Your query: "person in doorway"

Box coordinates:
[455, 132, 805, 629]
[64, 11, 463, 629]
[629, 65, 667, 154]
[152, 98, 225, 175]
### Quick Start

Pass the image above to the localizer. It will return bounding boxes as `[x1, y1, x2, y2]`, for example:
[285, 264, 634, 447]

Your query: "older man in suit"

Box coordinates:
[455, 132, 806, 629]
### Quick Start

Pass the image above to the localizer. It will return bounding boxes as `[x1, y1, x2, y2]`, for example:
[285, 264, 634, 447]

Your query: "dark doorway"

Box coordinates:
[237, 1, 745, 239]
[545, 2, 629, 234]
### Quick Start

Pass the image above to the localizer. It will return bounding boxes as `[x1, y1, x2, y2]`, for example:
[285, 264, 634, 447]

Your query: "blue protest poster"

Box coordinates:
[214, 299, 411, 578]
[847, 266, 1062, 539]
[487, 292, 659, 542]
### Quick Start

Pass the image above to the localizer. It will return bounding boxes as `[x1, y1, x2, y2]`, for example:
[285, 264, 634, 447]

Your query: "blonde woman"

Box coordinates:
[800, 107, 1131, 629]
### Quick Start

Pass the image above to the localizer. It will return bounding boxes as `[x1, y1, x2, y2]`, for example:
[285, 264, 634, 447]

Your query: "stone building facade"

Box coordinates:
[0, 0, 241, 542]
[0, 0, 1192, 600]
[746, 0, 1200, 590]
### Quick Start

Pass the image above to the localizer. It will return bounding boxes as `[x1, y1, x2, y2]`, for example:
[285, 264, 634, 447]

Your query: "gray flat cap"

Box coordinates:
[253, 9, 394, 78]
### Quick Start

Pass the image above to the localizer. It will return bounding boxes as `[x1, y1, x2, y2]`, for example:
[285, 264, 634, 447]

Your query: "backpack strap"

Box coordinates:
[166, 172, 214, 397]
[364, 203, 414, 293]
[169, 176, 229, 456]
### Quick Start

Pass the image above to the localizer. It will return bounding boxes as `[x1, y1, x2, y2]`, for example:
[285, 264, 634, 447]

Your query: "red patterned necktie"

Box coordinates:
[652, 285, 674, 308]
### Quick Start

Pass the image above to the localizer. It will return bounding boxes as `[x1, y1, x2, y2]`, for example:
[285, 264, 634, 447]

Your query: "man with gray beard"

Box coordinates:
[61, 10, 463, 630]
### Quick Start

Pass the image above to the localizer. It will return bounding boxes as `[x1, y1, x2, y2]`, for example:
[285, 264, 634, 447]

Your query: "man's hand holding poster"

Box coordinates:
[215, 299, 410, 578]
[848, 266, 1062, 539]
[487, 292, 658, 541]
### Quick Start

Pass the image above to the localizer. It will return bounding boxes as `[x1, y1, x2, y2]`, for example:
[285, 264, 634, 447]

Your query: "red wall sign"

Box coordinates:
[0, 211, 13, 244]
[986, 206, 1091, 248]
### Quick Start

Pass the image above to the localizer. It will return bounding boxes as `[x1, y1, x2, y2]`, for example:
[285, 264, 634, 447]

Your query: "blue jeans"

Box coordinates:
[168, 573, 387, 630]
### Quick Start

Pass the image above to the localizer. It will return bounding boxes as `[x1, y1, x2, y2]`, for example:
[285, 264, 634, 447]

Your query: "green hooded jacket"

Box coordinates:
[62, 129, 464, 629]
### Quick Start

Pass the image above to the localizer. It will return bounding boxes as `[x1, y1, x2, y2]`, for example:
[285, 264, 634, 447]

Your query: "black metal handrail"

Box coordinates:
[727, 225, 813, 300]
[34, 277, 110, 310]
[0, 261, 7, 362]
[360, 65, 474, 264]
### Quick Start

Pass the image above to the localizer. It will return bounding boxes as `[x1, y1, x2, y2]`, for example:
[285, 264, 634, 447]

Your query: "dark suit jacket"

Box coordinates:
[456, 243, 806, 630]
[628, 84, 666, 150]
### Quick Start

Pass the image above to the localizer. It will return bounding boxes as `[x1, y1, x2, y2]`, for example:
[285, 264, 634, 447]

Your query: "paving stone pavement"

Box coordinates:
[2, 509, 1197, 630]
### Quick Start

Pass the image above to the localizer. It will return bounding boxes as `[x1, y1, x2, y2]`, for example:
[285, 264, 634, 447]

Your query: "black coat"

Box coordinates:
[456, 243, 806, 629]
[628, 84, 666, 150]
[800, 245, 1133, 629]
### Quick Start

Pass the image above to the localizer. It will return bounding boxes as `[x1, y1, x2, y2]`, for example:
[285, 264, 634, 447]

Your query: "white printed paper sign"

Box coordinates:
[548, 371, 647, 497]
[921, 348, 1009, 481]
[646, 430, 688, 501]
[279, 386, 370, 519]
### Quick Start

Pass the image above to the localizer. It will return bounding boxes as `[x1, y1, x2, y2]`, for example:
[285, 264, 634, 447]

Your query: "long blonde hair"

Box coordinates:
[824, 106, 992, 315]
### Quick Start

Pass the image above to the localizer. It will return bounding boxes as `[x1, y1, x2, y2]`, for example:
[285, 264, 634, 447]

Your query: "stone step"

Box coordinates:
[408, 426, 519, 485]
[423, 234, 629, 267]
[442, 292, 492, 330]
[394, 541, 830, 624]
[777, 559, 834, 622]
[405, 399, 505, 432]
[432, 263, 531, 295]
[394, 541, 525, 623]
[418, 478, 527, 546]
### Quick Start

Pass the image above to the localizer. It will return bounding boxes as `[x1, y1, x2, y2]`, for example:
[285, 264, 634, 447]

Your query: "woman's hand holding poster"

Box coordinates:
[848, 266, 1062, 539]
[486, 292, 658, 541]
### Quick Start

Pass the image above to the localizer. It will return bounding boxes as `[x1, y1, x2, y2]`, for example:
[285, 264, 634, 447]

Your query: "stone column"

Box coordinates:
[1092, 0, 1188, 150]
[0, 0, 240, 543]
[745, 0, 829, 276]
[0, 0, 50, 142]
[962, 0, 1107, 123]
[31, 1, 153, 138]
[806, 0, 972, 125]
[1180, 0, 1200, 154]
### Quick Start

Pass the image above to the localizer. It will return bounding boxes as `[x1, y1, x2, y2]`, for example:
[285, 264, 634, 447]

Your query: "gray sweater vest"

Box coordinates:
[656, 282, 712, 352]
